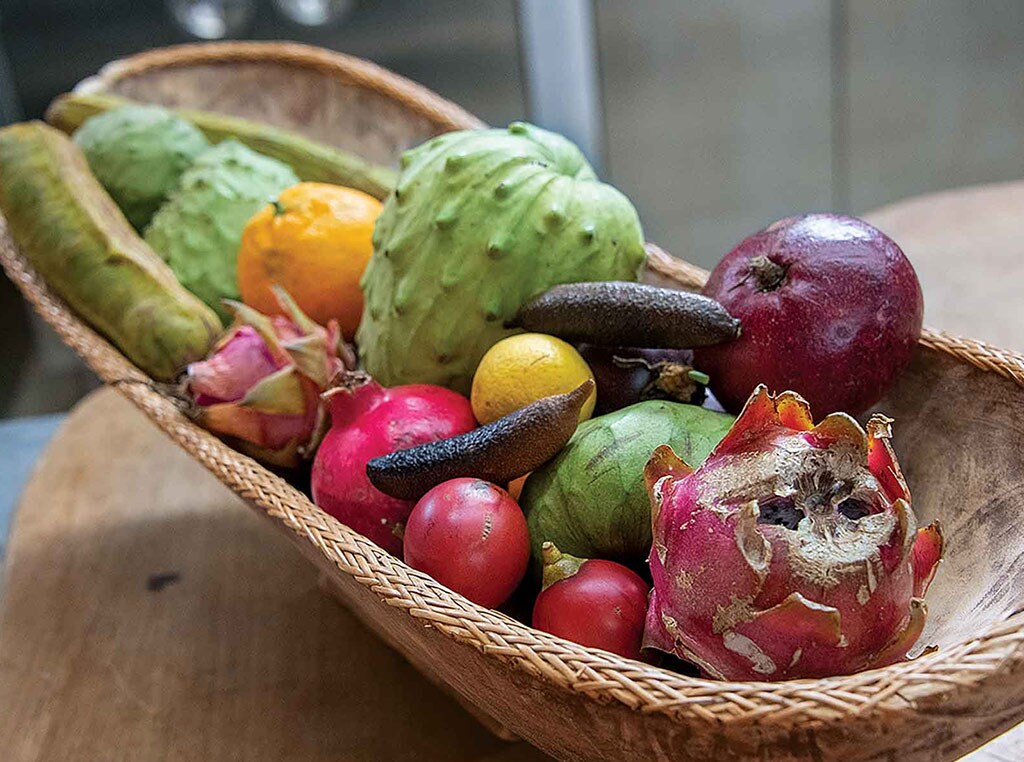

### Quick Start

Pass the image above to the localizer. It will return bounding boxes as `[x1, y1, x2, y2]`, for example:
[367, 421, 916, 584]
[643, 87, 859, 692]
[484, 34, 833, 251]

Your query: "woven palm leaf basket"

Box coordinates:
[3, 42, 1024, 762]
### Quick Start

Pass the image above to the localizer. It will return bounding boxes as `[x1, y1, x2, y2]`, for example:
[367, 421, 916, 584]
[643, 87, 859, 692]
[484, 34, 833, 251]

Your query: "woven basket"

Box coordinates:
[5, 42, 1024, 762]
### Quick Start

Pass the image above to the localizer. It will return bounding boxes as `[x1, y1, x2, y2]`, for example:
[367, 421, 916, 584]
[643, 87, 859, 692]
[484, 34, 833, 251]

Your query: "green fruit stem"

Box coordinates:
[611, 355, 711, 404]
[540, 542, 586, 590]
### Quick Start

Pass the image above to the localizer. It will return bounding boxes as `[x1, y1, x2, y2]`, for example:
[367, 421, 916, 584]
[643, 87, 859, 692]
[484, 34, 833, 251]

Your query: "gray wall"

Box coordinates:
[596, 0, 1024, 268]
[2, 0, 1023, 414]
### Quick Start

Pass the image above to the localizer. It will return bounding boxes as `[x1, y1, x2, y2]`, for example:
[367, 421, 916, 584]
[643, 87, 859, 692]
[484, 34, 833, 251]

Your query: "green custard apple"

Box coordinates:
[144, 140, 299, 322]
[520, 400, 735, 576]
[73, 104, 210, 230]
[358, 122, 647, 393]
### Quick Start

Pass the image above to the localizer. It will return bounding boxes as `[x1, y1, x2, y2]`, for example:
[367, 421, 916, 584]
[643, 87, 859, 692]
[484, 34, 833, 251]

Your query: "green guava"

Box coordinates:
[520, 400, 735, 575]
[73, 104, 210, 230]
[144, 139, 298, 321]
[358, 122, 647, 394]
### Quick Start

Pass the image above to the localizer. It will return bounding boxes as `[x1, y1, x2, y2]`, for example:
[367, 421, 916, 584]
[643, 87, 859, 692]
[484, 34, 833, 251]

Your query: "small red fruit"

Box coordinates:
[531, 543, 649, 660]
[403, 478, 529, 608]
[694, 214, 923, 416]
[311, 372, 477, 556]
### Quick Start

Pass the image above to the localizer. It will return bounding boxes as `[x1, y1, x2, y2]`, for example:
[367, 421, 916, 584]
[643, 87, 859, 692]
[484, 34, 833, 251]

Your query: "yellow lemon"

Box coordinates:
[471, 333, 596, 425]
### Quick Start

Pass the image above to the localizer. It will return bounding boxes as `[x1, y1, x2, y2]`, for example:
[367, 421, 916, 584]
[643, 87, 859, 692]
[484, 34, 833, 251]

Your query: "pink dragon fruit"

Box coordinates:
[187, 288, 354, 468]
[643, 385, 943, 681]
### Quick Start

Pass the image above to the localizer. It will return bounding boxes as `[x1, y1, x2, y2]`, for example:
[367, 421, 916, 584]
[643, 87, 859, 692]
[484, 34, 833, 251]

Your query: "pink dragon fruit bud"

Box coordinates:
[186, 287, 354, 468]
[188, 326, 279, 406]
[643, 385, 943, 681]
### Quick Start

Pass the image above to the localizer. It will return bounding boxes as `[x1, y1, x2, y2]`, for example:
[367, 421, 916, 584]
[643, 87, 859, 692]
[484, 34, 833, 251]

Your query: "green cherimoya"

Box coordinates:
[73, 104, 210, 230]
[145, 139, 299, 322]
[520, 400, 735, 575]
[358, 122, 647, 393]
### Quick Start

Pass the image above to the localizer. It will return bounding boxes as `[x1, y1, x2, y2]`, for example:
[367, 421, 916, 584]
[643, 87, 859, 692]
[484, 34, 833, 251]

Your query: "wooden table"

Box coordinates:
[0, 389, 550, 762]
[866, 180, 1024, 354]
[1, 181, 1023, 761]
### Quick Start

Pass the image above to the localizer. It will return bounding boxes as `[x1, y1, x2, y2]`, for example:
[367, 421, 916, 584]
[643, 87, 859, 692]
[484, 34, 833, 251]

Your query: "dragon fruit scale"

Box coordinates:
[187, 287, 354, 469]
[643, 385, 943, 681]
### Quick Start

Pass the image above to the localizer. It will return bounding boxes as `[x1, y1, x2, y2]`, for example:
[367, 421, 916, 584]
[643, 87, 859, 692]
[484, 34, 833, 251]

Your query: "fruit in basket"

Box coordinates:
[578, 345, 707, 414]
[521, 400, 733, 573]
[471, 333, 596, 425]
[358, 122, 647, 394]
[0, 122, 221, 381]
[507, 474, 528, 501]
[311, 372, 477, 556]
[145, 140, 299, 322]
[511, 281, 740, 349]
[72, 104, 210, 230]
[366, 380, 594, 501]
[47, 92, 397, 201]
[643, 386, 943, 681]
[532, 543, 649, 660]
[693, 214, 923, 416]
[186, 289, 353, 469]
[237, 182, 382, 339]
[403, 478, 529, 608]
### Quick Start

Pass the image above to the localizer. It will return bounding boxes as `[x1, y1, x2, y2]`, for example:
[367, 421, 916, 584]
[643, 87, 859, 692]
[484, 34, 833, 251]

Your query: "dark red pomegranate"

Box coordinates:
[694, 214, 923, 415]
[531, 543, 649, 660]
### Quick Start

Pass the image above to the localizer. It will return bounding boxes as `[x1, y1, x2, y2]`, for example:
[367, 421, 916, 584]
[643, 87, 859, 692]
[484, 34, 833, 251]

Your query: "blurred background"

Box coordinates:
[1, 0, 1023, 417]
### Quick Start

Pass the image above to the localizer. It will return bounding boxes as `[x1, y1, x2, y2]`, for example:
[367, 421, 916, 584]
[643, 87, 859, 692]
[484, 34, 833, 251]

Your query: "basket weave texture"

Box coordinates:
[6, 41, 1024, 762]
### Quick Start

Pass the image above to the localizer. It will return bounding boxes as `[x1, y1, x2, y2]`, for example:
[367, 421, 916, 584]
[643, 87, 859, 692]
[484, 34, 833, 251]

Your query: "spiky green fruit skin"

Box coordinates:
[73, 104, 210, 231]
[144, 140, 299, 322]
[357, 122, 647, 393]
[520, 400, 735, 576]
[50, 93, 397, 201]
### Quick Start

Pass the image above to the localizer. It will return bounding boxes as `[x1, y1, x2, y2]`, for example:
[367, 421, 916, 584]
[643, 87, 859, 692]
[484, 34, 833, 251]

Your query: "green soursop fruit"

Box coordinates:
[144, 139, 298, 322]
[358, 122, 647, 393]
[521, 400, 735, 575]
[73, 104, 210, 230]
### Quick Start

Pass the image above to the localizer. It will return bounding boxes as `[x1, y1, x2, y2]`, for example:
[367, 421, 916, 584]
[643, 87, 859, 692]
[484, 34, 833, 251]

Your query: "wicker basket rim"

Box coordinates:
[73, 40, 487, 134]
[6, 41, 1024, 731]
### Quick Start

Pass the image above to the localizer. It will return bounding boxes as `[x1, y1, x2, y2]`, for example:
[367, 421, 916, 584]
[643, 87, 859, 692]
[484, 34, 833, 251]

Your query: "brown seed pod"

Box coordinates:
[366, 380, 595, 501]
[509, 281, 740, 348]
